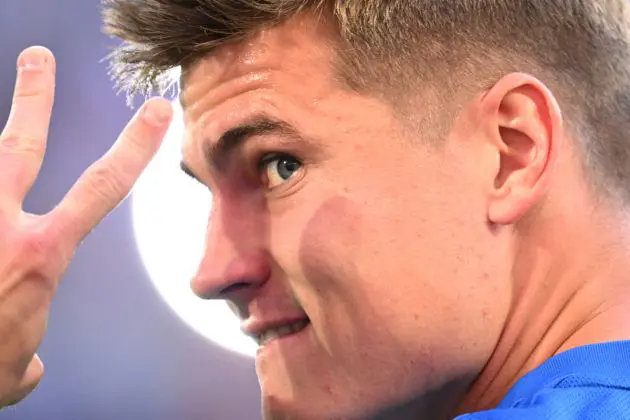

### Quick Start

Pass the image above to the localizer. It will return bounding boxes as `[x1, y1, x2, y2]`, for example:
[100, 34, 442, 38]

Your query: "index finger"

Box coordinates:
[50, 98, 173, 248]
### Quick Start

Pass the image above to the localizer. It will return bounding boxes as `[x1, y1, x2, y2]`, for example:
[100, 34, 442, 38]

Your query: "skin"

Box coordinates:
[3, 11, 630, 420]
[181, 14, 505, 419]
[180, 13, 630, 420]
[0, 47, 172, 408]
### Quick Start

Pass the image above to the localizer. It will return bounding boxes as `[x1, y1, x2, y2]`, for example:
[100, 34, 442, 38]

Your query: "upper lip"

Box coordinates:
[241, 316, 310, 340]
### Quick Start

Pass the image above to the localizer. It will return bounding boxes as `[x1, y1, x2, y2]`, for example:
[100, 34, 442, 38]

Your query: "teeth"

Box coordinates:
[258, 319, 310, 346]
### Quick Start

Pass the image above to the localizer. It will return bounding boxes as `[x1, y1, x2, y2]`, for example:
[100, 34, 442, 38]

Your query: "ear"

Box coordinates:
[480, 73, 564, 225]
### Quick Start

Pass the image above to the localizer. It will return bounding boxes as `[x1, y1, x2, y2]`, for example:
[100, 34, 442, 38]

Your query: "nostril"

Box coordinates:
[219, 282, 251, 297]
[191, 253, 271, 299]
[192, 282, 247, 300]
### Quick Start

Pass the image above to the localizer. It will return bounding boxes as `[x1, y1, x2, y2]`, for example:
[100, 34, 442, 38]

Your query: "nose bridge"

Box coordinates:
[191, 192, 270, 299]
[209, 192, 267, 255]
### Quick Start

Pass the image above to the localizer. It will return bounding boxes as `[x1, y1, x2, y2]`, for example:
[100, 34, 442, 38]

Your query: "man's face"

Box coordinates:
[180, 14, 512, 420]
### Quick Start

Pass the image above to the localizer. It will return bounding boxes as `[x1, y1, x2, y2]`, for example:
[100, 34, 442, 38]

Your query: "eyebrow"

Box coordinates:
[180, 114, 302, 182]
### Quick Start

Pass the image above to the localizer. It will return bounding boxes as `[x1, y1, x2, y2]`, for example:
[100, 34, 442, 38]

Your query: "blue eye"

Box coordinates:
[260, 154, 302, 189]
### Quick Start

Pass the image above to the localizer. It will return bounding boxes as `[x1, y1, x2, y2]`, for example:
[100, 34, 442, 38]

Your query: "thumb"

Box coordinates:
[2, 354, 44, 407]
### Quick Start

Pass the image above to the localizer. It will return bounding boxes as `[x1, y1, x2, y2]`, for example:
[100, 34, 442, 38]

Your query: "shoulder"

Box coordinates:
[456, 374, 630, 420]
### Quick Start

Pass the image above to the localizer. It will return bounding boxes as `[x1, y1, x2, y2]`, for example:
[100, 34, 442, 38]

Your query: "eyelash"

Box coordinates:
[257, 151, 289, 168]
[255, 151, 303, 187]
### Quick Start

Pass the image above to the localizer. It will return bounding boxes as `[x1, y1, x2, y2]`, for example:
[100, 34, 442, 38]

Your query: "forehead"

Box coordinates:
[180, 13, 340, 116]
[176, 12, 407, 179]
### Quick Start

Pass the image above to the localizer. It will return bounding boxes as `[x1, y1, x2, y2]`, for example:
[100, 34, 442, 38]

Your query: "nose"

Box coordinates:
[190, 199, 271, 303]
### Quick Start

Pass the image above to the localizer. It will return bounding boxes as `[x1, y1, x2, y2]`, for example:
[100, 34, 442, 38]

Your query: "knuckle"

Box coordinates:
[0, 132, 43, 157]
[14, 72, 52, 100]
[123, 128, 152, 160]
[19, 229, 56, 260]
[84, 164, 128, 201]
[15, 220, 66, 278]
[14, 86, 46, 101]
[15, 244, 56, 288]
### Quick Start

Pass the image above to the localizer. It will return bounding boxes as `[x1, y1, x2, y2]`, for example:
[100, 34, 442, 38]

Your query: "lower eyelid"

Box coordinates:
[267, 167, 307, 197]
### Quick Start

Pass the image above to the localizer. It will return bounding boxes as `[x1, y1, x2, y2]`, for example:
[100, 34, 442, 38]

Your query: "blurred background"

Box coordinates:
[0, 1, 261, 419]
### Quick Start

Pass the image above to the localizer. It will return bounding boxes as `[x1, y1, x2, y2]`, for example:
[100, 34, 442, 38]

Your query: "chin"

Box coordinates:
[261, 393, 372, 420]
[259, 382, 462, 420]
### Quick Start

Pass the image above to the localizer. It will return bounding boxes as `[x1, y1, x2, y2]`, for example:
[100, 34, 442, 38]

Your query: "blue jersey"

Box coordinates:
[457, 341, 630, 419]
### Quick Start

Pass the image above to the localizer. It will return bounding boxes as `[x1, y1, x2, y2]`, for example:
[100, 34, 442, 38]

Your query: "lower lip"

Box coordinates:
[256, 322, 312, 357]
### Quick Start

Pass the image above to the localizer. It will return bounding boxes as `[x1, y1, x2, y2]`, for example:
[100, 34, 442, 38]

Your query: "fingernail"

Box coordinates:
[143, 100, 172, 125]
[17, 47, 52, 70]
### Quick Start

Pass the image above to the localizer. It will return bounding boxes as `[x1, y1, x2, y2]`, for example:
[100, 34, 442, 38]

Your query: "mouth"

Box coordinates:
[256, 319, 311, 346]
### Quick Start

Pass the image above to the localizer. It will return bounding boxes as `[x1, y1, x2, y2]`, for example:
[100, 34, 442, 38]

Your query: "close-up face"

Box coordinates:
[180, 14, 514, 420]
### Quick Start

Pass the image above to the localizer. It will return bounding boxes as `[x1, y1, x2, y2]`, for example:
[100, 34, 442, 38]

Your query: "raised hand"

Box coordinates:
[0, 46, 172, 406]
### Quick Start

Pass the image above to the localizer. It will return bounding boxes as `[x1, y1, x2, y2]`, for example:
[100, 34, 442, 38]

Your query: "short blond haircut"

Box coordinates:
[103, 0, 630, 204]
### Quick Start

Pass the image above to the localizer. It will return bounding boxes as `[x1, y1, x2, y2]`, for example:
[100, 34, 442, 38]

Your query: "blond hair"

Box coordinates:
[103, 0, 630, 203]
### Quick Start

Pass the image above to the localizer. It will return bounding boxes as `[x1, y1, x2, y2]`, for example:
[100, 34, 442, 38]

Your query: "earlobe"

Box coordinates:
[488, 184, 541, 226]
[484, 74, 561, 226]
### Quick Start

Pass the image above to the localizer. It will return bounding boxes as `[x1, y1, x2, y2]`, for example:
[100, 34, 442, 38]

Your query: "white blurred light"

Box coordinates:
[131, 101, 257, 358]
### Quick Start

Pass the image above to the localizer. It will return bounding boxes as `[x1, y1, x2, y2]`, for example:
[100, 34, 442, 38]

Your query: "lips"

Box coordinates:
[242, 317, 311, 346]
[257, 319, 310, 346]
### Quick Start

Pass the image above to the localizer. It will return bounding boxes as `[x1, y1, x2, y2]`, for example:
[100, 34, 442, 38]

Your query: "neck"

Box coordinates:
[457, 201, 630, 414]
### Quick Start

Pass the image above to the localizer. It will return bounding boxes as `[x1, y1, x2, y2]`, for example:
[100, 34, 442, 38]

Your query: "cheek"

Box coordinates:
[272, 194, 381, 350]
[298, 171, 504, 352]
[287, 194, 414, 355]
[261, 159, 511, 418]
[291, 195, 365, 320]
